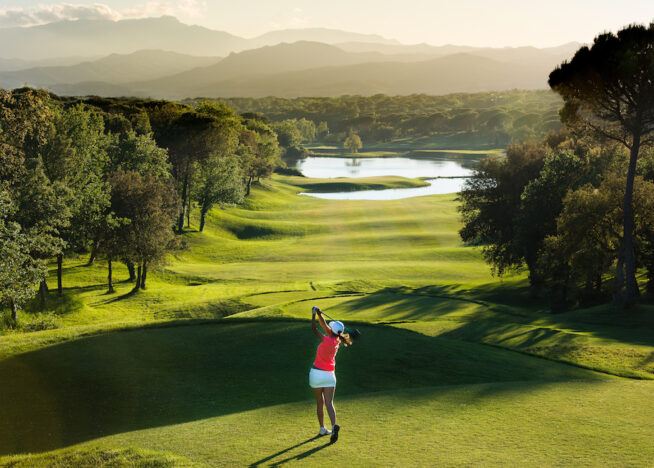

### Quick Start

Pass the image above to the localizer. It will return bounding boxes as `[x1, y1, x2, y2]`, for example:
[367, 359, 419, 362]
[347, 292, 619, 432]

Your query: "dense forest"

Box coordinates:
[199, 90, 563, 147]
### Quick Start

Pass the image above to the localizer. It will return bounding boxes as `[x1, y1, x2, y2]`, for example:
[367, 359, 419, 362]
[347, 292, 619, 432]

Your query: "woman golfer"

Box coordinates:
[309, 306, 352, 444]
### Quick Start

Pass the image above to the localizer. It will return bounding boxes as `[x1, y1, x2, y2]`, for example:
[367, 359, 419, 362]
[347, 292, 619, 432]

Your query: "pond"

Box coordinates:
[292, 154, 478, 199]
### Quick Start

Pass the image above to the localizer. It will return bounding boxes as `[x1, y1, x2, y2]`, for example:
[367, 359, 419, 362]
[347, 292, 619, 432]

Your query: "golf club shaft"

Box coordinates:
[319, 310, 336, 322]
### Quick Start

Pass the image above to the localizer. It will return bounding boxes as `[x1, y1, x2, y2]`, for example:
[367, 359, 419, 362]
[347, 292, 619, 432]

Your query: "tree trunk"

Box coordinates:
[133, 264, 142, 292]
[622, 133, 640, 308]
[584, 273, 594, 297]
[57, 254, 63, 296]
[87, 240, 99, 266]
[186, 191, 192, 228]
[140, 262, 147, 290]
[199, 206, 208, 232]
[246, 176, 253, 196]
[107, 258, 114, 293]
[126, 260, 136, 282]
[595, 274, 603, 294]
[10, 300, 18, 323]
[39, 279, 48, 308]
[177, 168, 189, 232]
[614, 247, 625, 305]
[525, 255, 542, 299]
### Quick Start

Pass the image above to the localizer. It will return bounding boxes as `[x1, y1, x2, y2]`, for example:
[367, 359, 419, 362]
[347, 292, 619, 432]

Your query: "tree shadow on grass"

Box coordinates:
[101, 288, 139, 304]
[337, 286, 654, 347]
[249, 435, 330, 467]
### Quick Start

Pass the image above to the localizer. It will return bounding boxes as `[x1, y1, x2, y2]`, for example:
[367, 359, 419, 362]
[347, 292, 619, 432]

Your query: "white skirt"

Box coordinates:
[309, 367, 336, 388]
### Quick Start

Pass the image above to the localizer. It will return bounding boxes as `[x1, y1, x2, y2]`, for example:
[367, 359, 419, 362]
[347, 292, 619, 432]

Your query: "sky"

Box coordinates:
[0, 0, 652, 47]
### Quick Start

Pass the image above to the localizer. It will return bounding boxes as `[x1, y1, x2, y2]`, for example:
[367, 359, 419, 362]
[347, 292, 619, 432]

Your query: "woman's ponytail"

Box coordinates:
[337, 331, 353, 347]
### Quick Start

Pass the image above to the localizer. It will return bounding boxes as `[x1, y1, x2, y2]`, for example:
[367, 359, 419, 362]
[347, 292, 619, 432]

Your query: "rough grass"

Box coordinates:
[0, 447, 192, 467]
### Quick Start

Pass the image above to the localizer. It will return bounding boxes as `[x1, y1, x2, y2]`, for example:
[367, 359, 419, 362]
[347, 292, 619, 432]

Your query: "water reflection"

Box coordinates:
[293, 154, 477, 199]
[294, 156, 475, 179]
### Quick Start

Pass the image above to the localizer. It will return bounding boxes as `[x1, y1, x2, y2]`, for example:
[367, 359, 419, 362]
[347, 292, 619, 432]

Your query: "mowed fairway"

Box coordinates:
[1, 176, 654, 466]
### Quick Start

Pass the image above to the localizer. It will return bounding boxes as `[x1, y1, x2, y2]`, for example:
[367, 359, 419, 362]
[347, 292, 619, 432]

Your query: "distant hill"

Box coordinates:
[0, 17, 399, 62]
[181, 53, 552, 98]
[0, 56, 101, 72]
[49, 45, 558, 98]
[0, 50, 221, 90]
[0, 16, 582, 99]
[138, 42, 398, 95]
[335, 42, 582, 65]
[249, 28, 399, 48]
[0, 16, 247, 60]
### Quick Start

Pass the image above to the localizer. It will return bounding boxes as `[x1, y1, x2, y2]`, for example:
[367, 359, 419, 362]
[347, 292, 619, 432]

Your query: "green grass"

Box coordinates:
[0, 447, 192, 467]
[274, 174, 428, 192]
[1, 173, 654, 466]
[306, 150, 408, 158]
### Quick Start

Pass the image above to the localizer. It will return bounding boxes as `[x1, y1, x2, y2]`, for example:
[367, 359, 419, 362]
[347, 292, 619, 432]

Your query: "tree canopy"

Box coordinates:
[549, 23, 654, 306]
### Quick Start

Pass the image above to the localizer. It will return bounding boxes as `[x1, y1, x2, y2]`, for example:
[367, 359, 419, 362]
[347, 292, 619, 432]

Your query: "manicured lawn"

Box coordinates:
[1, 174, 653, 466]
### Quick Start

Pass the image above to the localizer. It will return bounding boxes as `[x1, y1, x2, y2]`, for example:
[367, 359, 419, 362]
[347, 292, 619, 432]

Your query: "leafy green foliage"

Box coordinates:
[344, 132, 363, 153]
[108, 130, 171, 179]
[459, 142, 547, 282]
[0, 191, 46, 323]
[108, 171, 180, 290]
[191, 154, 244, 232]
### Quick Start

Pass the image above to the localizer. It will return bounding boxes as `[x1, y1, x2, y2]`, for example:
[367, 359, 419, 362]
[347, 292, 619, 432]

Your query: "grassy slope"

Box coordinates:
[1, 175, 654, 466]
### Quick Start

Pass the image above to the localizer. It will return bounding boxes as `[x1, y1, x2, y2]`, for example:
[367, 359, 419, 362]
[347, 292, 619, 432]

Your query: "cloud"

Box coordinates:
[0, 1, 207, 28]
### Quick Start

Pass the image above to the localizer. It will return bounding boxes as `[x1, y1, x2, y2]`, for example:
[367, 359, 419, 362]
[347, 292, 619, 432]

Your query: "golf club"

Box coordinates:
[315, 307, 361, 341]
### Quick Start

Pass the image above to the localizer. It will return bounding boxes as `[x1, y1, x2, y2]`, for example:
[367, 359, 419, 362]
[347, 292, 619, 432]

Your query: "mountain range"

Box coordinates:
[0, 17, 581, 98]
[0, 16, 398, 62]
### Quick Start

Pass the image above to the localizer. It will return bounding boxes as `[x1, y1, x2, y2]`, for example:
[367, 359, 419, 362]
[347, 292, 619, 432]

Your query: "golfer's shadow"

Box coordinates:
[250, 435, 330, 467]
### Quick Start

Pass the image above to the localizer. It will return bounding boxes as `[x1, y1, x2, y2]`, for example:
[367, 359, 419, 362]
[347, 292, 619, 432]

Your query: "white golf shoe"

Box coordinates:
[318, 427, 332, 436]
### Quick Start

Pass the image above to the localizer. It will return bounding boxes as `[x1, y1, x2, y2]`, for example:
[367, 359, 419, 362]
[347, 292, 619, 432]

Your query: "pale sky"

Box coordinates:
[0, 0, 652, 47]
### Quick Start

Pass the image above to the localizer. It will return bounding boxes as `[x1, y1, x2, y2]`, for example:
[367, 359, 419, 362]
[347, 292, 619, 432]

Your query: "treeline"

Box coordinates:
[460, 132, 654, 310]
[460, 23, 654, 310]
[0, 89, 282, 326]
[196, 90, 563, 146]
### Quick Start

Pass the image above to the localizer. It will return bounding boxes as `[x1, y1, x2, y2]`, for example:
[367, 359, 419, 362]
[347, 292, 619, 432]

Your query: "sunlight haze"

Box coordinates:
[0, 0, 652, 46]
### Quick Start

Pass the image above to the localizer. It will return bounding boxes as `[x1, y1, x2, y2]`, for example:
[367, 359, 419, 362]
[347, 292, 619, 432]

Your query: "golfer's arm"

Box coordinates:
[317, 313, 330, 335]
[311, 313, 323, 339]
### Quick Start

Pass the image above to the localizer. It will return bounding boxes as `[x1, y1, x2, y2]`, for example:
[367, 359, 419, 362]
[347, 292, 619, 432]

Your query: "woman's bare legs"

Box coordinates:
[322, 387, 336, 427]
[312, 387, 325, 427]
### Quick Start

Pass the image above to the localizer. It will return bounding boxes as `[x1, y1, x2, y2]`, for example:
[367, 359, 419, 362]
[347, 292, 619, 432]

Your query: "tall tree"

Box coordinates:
[0, 191, 46, 324]
[0, 88, 71, 305]
[150, 106, 237, 233]
[240, 120, 281, 196]
[459, 142, 547, 285]
[344, 132, 363, 153]
[515, 149, 592, 295]
[109, 171, 179, 291]
[41, 104, 110, 295]
[549, 23, 654, 306]
[192, 154, 245, 232]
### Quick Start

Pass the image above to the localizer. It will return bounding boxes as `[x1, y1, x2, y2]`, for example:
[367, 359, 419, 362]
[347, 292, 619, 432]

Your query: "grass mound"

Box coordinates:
[0, 322, 602, 456]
